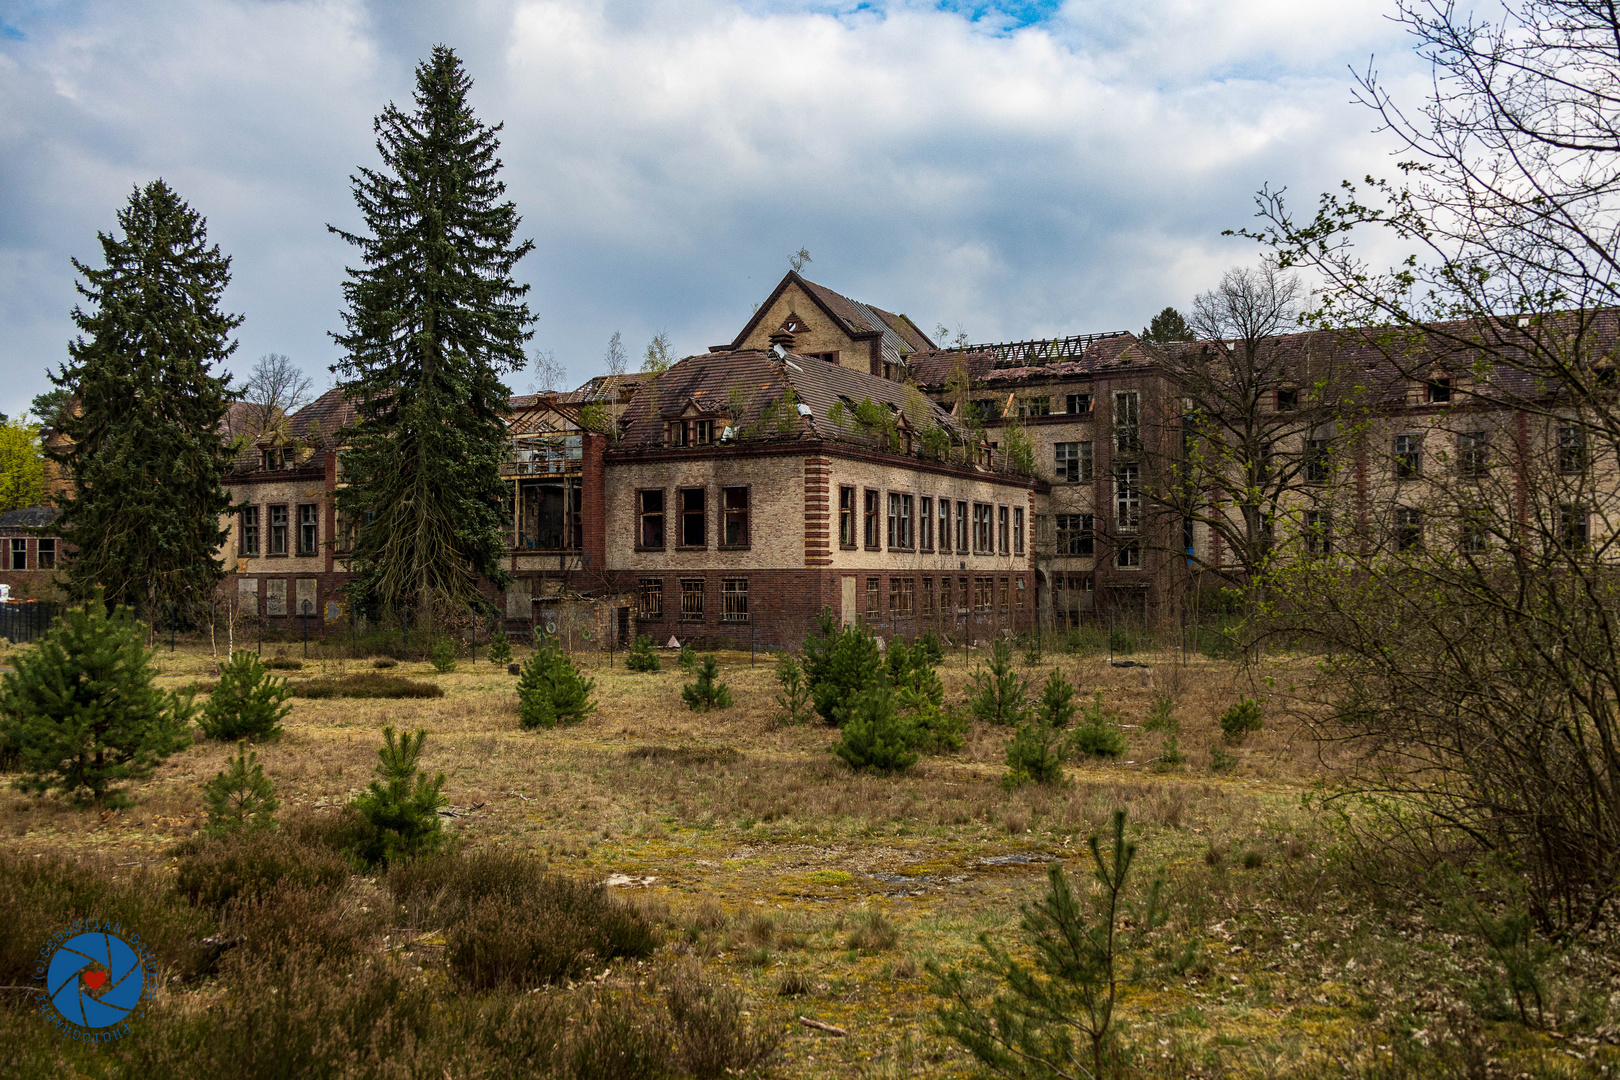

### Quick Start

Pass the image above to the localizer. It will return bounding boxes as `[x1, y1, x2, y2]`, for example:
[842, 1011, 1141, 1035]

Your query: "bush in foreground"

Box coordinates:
[202, 740, 279, 837]
[0, 592, 193, 805]
[1003, 720, 1066, 788]
[968, 640, 1029, 726]
[833, 686, 918, 773]
[176, 828, 349, 910]
[682, 654, 733, 712]
[199, 649, 291, 741]
[350, 726, 447, 864]
[625, 634, 661, 672]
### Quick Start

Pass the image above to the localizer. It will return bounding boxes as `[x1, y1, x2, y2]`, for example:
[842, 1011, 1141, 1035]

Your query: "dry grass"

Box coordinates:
[0, 640, 1612, 1078]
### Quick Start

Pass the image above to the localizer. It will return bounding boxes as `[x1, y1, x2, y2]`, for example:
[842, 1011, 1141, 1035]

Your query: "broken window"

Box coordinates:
[298, 503, 319, 556]
[1558, 425, 1586, 474]
[680, 488, 706, 547]
[9, 538, 25, 570]
[722, 487, 749, 547]
[1393, 435, 1421, 479]
[1458, 431, 1489, 478]
[265, 578, 287, 616]
[1560, 504, 1590, 548]
[1055, 441, 1092, 483]
[1305, 438, 1330, 484]
[974, 576, 993, 611]
[1066, 393, 1092, 415]
[1113, 391, 1141, 455]
[1014, 507, 1025, 555]
[937, 498, 951, 553]
[36, 538, 54, 570]
[1426, 377, 1452, 404]
[921, 577, 935, 614]
[1303, 510, 1331, 556]
[519, 480, 582, 550]
[1395, 507, 1423, 552]
[639, 490, 665, 549]
[1115, 465, 1141, 533]
[269, 505, 288, 555]
[1057, 514, 1093, 556]
[1460, 508, 1489, 554]
[972, 503, 993, 552]
[888, 493, 914, 550]
[1018, 395, 1051, 418]
[890, 577, 914, 616]
[957, 500, 969, 552]
[998, 506, 1010, 553]
[240, 507, 260, 556]
[865, 577, 880, 619]
[999, 576, 1010, 612]
[1115, 542, 1141, 569]
[679, 579, 705, 621]
[1276, 387, 1299, 411]
[838, 486, 856, 547]
[919, 496, 934, 551]
[864, 489, 880, 549]
[638, 579, 664, 620]
[721, 578, 749, 622]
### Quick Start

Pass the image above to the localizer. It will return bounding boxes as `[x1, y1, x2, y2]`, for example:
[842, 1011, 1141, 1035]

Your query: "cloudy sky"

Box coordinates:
[0, 0, 1431, 418]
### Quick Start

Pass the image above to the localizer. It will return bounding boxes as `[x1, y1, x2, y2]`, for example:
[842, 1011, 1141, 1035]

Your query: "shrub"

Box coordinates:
[682, 654, 733, 711]
[625, 635, 661, 673]
[887, 639, 944, 709]
[833, 686, 918, 773]
[678, 644, 698, 672]
[390, 849, 657, 989]
[800, 608, 841, 689]
[1069, 693, 1127, 758]
[350, 726, 447, 865]
[1220, 698, 1264, 741]
[262, 655, 303, 670]
[968, 640, 1029, 726]
[664, 965, 784, 1079]
[1144, 693, 1179, 732]
[811, 622, 885, 726]
[1023, 641, 1042, 666]
[916, 627, 945, 666]
[1153, 734, 1186, 773]
[291, 673, 444, 698]
[1209, 745, 1237, 773]
[1004, 720, 1066, 788]
[846, 908, 900, 951]
[1034, 669, 1077, 728]
[0, 591, 193, 805]
[372, 656, 399, 669]
[911, 703, 970, 753]
[199, 650, 291, 741]
[176, 829, 349, 909]
[773, 653, 813, 725]
[487, 627, 512, 665]
[430, 638, 458, 673]
[517, 640, 597, 729]
[202, 740, 279, 837]
[932, 810, 1168, 1080]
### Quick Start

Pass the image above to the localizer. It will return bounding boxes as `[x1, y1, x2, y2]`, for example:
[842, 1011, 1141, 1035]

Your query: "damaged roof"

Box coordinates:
[725, 272, 936, 370]
[909, 333, 1144, 391]
[614, 350, 970, 452]
[0, 506, 60, 530]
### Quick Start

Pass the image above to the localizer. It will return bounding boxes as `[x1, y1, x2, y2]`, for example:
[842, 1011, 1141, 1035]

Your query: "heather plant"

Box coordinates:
[833, 686, 918, 773]
[517, 640, 597, 729]
[350, 726, 447, 864]
[968, 639, 1029, 726]
[202, 740, 279, 837]
[199, 649, 291, 741]
[625, 634, 661, 673]
[0, 592, 194, 806]
[682, 654, 733, 712]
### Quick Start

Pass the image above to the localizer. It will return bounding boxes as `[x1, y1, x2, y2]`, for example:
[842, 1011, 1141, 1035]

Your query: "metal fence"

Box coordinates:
[0, 602, 60, 644]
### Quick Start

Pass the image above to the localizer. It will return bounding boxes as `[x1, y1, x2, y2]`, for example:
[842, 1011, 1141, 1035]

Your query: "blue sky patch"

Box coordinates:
[934, 0, 1063, 30]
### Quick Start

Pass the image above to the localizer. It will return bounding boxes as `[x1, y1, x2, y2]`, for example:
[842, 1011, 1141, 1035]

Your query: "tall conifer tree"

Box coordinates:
[331, 45, 534, 630]
[50, 180, 240, 613]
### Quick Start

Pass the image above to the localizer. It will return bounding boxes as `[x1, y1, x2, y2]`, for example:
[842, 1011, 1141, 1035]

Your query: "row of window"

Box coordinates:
[637, 577, 749, 622]
[1298, 506, 1593, 555]
[240, 504, 321, 557]
[638, 487, 750, 549]
[836, 487, 1027, 555]
[6, 538, 56, 571]
[861, 575, 1028, 617]
[1392, 427, 1588, 480]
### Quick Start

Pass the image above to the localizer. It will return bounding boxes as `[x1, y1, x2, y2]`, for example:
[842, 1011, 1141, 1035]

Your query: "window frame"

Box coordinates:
[36, 537, 55, 569]
[1056, 513, 1094, 556]
[838, 485, 857, 549]
[1065, 393, 1092, 415]
[1115, 541, 1142, 569]
[268, 504, 289, 556]
[1560, 503, 1590, 549]
[919, 496, 934, 551]
[1558, 425, 1587, 474]
[957, 500, 969, 553]
[679, 578, 705, 622]
[297, 503, 319, 556]
[721, 486, 750, 549]
[678, 487, 707, 549]
[1114, 464, 1141, 534]
[1393, 434, 1421, 480]
[864, 489, 881, 550]
[998, 505, 1010, 554]
[886, 492, 914, 551]
[1305, 438, 1330, 484]
[240, 506, 260, 556]
[1113, 390, 1141, 455]
[938, 498, 951, 554]
[638, 489, 666, 550]
[1457, 431, 1490, 478]
[1018, 395, 1051, 418]
[1395, 507, 1424, 552]
[1303, 510, 1331, 556]
[1014, 507, 1025, 555]
[9, 538, 25, 571]
[637, 578, 664, 621]
[720, 578, 749, 622]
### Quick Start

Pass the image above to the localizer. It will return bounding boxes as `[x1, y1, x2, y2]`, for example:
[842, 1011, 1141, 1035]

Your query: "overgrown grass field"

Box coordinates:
[1, 637, 1615, 1078]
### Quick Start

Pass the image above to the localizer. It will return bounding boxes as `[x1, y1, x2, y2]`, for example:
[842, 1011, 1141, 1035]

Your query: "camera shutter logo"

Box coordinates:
[40, 925, 149, 1036]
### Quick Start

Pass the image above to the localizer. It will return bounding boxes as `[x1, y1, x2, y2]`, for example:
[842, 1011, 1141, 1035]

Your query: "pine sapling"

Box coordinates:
[682, 654, 734, 712]
[199, 649, 291, 741]
[430, 638, 458, 673]
[1003, 719, 1066, 788]
[516, 640, 597, 729]
[833, 686, 918, 773]
[1035, 669, 1077, 728]
[350, 726, 447, 864]
[203, 740, 279, 836]
[625, 635, 661, 673]
[968, 639, 1029, 726]
[773, 653, 813, 725]
[1070, 692, 1128, 758]
[487, 627, 512, 665]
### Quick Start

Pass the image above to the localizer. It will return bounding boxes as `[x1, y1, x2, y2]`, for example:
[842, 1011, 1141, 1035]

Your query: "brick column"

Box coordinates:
[323, 450, 337, 574]
[804, 457, 831, 567]
[582, 434, 608, 573]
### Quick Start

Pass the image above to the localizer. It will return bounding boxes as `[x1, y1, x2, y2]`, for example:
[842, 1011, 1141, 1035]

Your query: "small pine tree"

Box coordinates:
[773, 653, 813, 725]
[625, 635, 661, 673]
[350, 726, 447, 864]
[487, 627, 512, 665]
[800, 608, 841, 689]
[811, 623, 885, 726]
[203, 740, 279, 837]
[682, 654, 734, 712]
[833, 687, 918, 774]
[1035, 670, 1077, 728]
[1003, 721, 1066, 788]
[1219, 698, 1264, 742]
[968, 640, 1029, 726]
[430, 638, 458, 673]
[199, 650, 291, 741]
[1152, 734, 1185, 773]
[0, 593, 194, 805]
[1143, 694, 1178, 732]
[1023, 640, 1042, 667]
[516, 641, 597, 729]
[1070, 693, 1128, 758]
[915, 628, 945, 666]
[678, 644, 698, 673]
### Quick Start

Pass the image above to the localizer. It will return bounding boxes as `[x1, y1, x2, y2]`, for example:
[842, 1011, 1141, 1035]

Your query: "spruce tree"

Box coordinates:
[331, 46, 535, 632]
[49, 180, 239, 612]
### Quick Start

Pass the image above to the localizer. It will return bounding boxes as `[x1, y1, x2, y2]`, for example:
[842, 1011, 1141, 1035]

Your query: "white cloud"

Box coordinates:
[0, 0, 1426, 415]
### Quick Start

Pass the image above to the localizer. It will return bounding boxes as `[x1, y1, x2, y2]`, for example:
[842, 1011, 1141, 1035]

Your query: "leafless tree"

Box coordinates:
[604, 331, 628, 378]
[239, 353, 312, 439]
[530, 347, 566, 394]
[642, 331, 674, 374]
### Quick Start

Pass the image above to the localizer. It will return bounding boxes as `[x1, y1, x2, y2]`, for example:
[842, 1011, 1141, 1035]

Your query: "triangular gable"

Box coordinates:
[727, 272, 876, 350]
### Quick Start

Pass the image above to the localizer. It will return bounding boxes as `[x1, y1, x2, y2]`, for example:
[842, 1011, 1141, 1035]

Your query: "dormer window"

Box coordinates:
[1426, 377, 1452, 404]
[665, 417, 717, 447]
[263, 447, 286, 471]
[1276, 388, 1299, 411]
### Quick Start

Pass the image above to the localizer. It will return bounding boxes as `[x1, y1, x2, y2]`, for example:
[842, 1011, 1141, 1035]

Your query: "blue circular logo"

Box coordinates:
[41, 927, 147, 1032]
